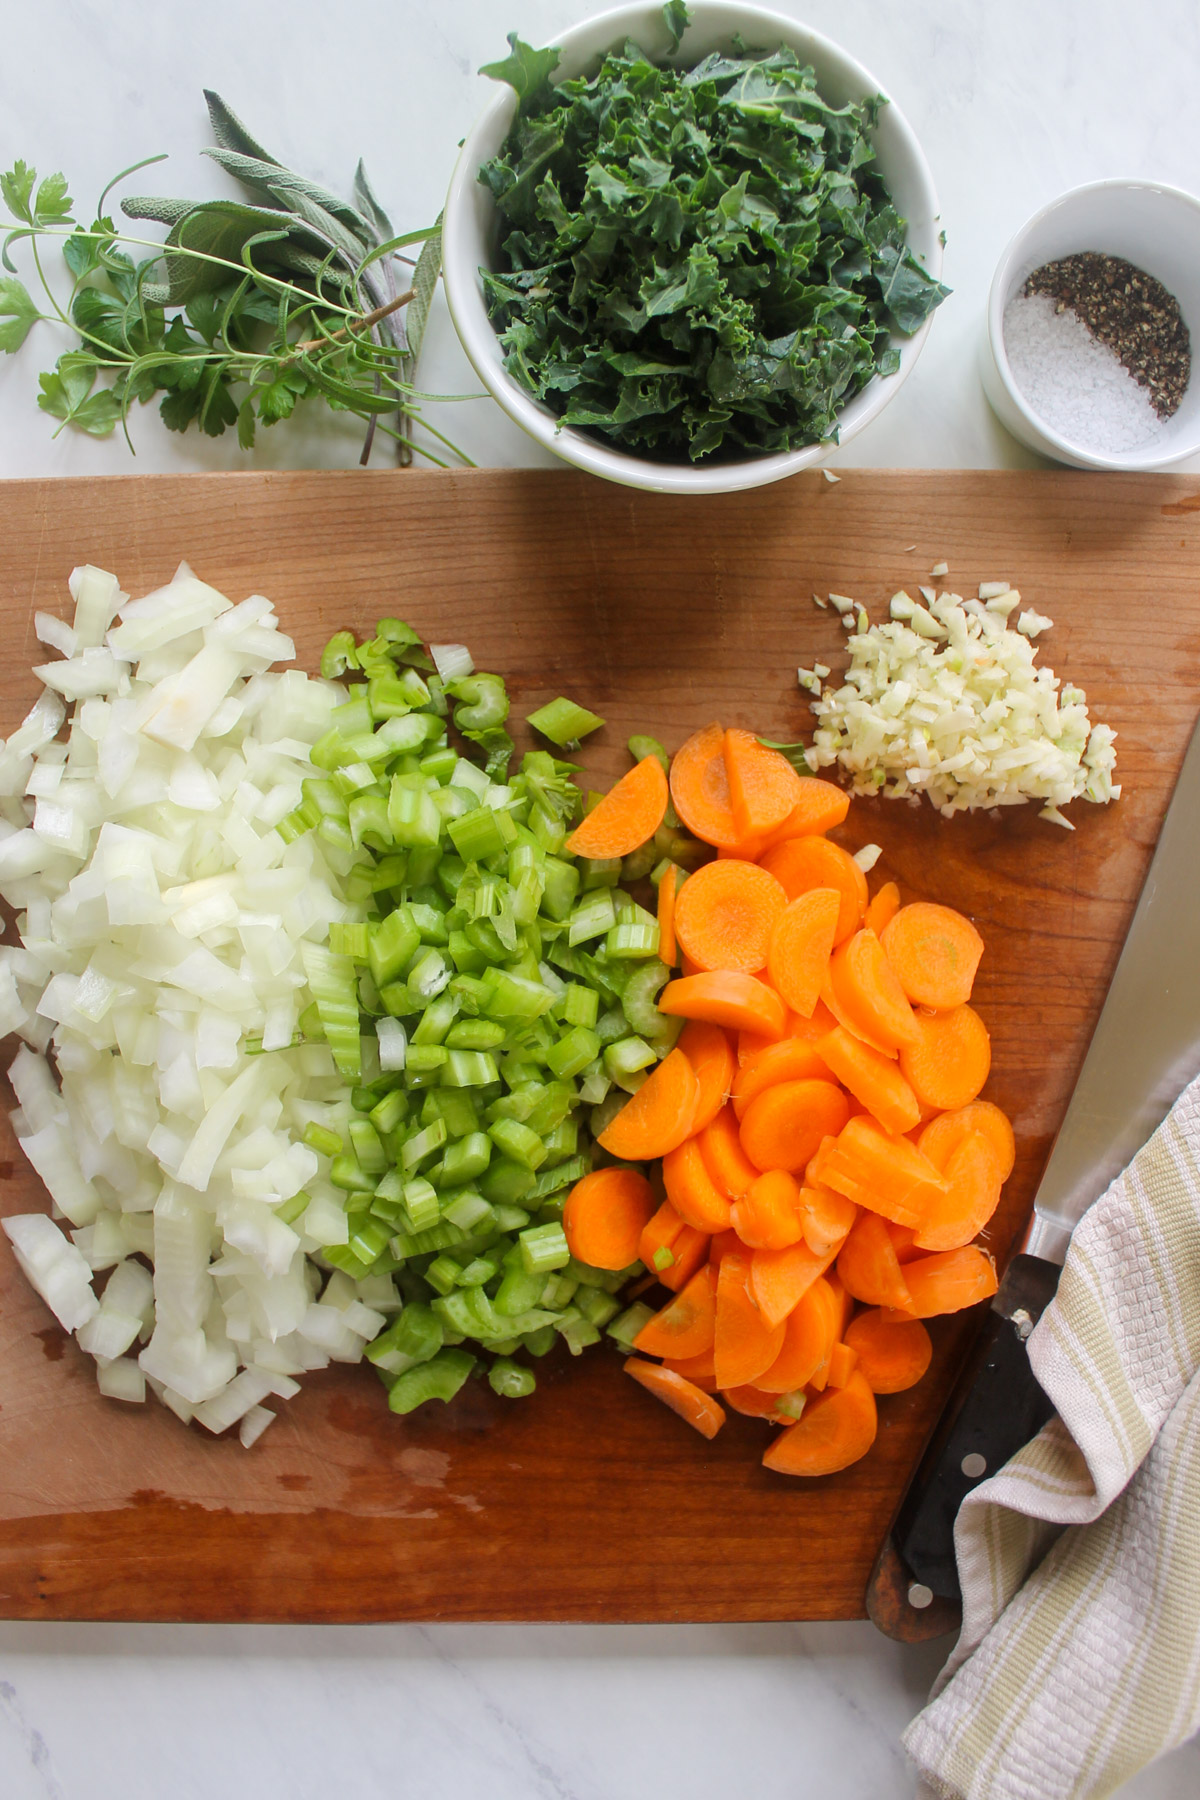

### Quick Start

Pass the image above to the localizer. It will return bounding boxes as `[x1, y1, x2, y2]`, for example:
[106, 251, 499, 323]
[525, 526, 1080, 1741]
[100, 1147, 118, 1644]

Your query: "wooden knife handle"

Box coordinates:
[866, 1254, 1062, 1639]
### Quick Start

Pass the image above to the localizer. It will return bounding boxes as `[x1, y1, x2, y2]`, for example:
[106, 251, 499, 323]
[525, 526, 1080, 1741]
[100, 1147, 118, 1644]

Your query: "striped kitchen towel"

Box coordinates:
[903, 1067, 1200, 1800]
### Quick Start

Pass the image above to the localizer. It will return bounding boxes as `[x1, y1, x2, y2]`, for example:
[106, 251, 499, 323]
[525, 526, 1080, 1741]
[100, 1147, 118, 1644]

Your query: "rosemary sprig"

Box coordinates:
[0, 92, 471, 467]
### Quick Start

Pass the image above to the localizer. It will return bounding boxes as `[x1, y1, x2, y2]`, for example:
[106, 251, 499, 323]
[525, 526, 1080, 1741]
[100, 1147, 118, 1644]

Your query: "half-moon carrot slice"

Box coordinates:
[638, 1198, 685, 1274]
[732, 1037, 827, 1118]
[864, 880, 901, 936]
[762, 1370, 878, 1476]
[826, 1342, 859, 1390]
[749, 1238, 839, 1329]
[881, 901, 984, 1010]
[828, 929, 919, 1052]
[598, 1047, 700, 1160]
[918, 1100, 1016, 1183]
[761, 777, 851, 845]
[658, 1225, 711, 1292]
[759, 836, 867, 945]
[815, 1024, 921, 1136]
[798, 1184, 858, 1256]
[836, 1209, 914, 1310]
[844, 1308, 932, 1393]
[714, 1251, 786, 1388]
[698, 1104, 760, 1201]
[912, 1131, 1003, 1252]
[755, 1276, 840, 1392]
[722, 1383, 796, 1421]
[625, 1357, 727, 1440]
[819, 971, 896, 1058]
[563, 1167, 657, 1270]
[658, 972, 787, 1040]
[723, 729, 807, 841]
[899, 1004, 991, 1113]
[663, 1135, 733, 1234]
[739, 1079, 851, 1176]
[657, 863, 679, 967]
[893, 1245, 998, 1317]
[730, 1169, 806, 1250]
[674, 858, 788, 974]
[566, 754, 668, 859]
[808, 1115, 948, 1228]
[708, 1227, 742, 1268]
[669, 722, 740, 849]
[632, 1263, 717, 1359]
[661, 1346, 717, 1386]
[767, 887, 841, 1017]
[677, 1019, 736, 1133]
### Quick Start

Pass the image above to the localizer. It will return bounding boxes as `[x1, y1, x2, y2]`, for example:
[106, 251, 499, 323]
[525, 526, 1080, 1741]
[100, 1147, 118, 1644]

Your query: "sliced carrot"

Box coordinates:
[881, 902, 984, 1010]
[836, 1209, 914, 1309]
[566, 755, 668, 859]
[632, 1263, 717, 1359]
[827, 1341, 859, 1389]
[896, 1245, 999, 1317]
[708, 1227, 742, 1268]
[563, 1167, 657, 1271]
[762, 1371, 878, 1476]
[673, 857, 788, 975]
[829, 929, 919, 1053]
[778, 998, 839, 1046]
[737, 1006, 807, 1066]
[918, 1100, 1016, 1183]
[864, 880, 901, 936]
[732, 1037, 827, 1119]
[723, 729, 807, 841]
[798, 1184, 858, 1256]
[598, 1047, 699, 1160]
[844, 1307, 932, 1393]
[825, 1268, 854, 1338]
[767, 888, 841, 1017]
[755, 1276, 840, 1392]
[657, 863, 679, 968]
[760, 777, 850, 845]
[899, 1004, 991, 1112]
[681, 953, 704, 978]
[714, 1251, 786, 1388]
[809, 1115, 948, 1228]
[669, 722, 740, 850]
[677, 1019, 736, 1134]
[759, 836, 867, 945]
[698, 1104, 760, 1201]
[815, 1025, 921, 1136]
[624, 1357, 727, 1439]
[662, 1346, 717, 1386]
[658, 971, 787, 1040]
[749, 1238, 839, 1329]
[722, 1383, 795, 1421]
[658, 1226, 711, 1293]
[639, 1198, 685, 1274]
[730, 1169, 805, 1250]
[663, 1135, 733, 1234]
[886, 1221, 922, 1262]
[913, 1131, 1003, 1252]
[819, 970, 897, 1058]
[739, 1079, 851, 1176]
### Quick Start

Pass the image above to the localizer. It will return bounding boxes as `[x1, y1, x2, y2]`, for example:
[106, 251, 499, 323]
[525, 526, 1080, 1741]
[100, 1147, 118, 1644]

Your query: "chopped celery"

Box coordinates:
[519, 1221, 571, 1274]
[607, 1301, 657, 1349]
[386, 1349, 476, 1413]
[489, 1117, 547, 1171]
[525, 697, 605, 747]
[489, 1358, 536, 1398]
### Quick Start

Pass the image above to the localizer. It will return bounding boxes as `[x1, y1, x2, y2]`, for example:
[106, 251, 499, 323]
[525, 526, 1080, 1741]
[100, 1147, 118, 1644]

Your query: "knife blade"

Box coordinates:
[889, 708, 1200, 1609]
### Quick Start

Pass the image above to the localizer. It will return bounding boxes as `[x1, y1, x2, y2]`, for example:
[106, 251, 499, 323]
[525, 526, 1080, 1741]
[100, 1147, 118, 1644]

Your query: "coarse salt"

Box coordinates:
[1003, 291, 1161, 454]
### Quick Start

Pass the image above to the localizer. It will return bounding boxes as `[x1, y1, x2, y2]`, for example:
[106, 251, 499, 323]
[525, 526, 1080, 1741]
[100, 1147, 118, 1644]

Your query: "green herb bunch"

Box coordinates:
[0, 93, 466, 466]
[478, 6, 950, 463]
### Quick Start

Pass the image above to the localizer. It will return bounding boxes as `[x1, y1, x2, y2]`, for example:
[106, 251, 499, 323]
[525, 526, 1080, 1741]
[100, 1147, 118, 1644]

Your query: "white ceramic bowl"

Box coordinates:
[982, 179, 1200, 470]
[442, 2, 943, 495]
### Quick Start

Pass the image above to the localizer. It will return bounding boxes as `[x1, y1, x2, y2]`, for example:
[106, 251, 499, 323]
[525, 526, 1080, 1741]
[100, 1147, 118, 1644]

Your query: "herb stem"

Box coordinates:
[293, 286, 415, 354]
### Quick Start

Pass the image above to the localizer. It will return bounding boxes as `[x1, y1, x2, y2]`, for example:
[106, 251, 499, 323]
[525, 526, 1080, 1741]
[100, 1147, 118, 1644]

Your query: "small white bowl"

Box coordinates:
[442, 1, 943, 496]
[982, 179, 1200, 470]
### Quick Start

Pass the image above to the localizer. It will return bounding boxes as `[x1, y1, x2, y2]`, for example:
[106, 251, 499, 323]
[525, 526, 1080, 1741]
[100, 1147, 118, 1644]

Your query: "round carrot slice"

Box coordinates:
[881, 902, 984, 1010]
[722, 1384, 796, 1421]
[563, 1167, 656, 1270]
[597, 1047, 700, 1160]
[762, 1371, 878, 1476]
[730, 1169, 805, 1250]
[674, 858, 788, 975]
[844, 1308, 932, 1394]
[669, 722, 740, 849]
[767, 887, 841, 1017]
[918, 1100, 1015, 1182]
[899, 1004, 991, 1112]
[739, 1079, 851, 1175]
[759, 836, 867, 945]
[624, 1358, 727, 1440]
[566, 754, 668, 859]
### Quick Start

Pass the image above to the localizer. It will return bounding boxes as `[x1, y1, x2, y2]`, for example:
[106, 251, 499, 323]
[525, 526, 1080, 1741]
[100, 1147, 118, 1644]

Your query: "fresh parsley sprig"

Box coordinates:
[0, 94, 471, 466]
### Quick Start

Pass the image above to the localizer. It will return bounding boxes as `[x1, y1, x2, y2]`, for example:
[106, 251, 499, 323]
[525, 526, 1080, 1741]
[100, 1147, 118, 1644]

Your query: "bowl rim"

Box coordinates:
[441, 0, 943, 496]
[985, 175, 1200, 472]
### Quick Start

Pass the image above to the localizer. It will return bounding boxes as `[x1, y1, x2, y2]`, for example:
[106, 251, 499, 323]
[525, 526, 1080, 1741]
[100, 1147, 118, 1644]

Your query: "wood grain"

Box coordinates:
[0, 466, 1197, 1624]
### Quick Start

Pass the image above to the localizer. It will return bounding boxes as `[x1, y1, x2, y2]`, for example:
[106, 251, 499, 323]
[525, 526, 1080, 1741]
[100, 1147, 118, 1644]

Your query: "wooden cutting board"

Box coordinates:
[1, 465, 1198, 1625]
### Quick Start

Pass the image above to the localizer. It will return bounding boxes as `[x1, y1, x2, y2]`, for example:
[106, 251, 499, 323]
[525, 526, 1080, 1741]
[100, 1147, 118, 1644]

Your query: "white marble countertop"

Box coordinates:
[1, 2, 1199, 1795]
